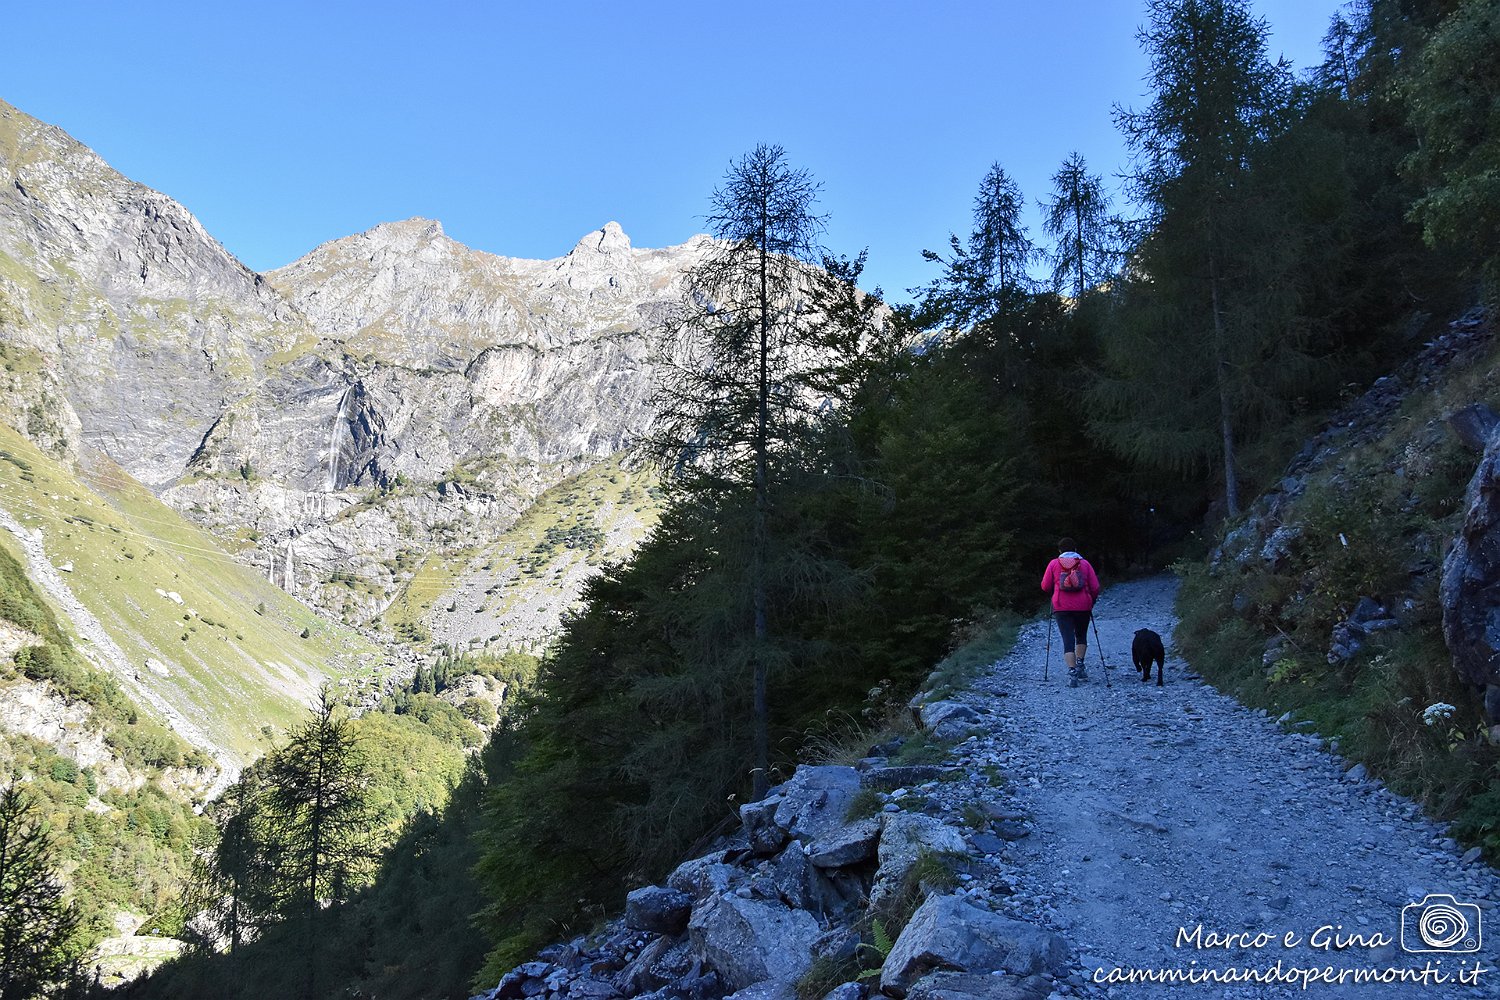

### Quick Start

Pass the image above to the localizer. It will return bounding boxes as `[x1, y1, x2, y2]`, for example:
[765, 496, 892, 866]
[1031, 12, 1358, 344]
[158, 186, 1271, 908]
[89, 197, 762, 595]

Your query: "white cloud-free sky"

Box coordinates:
[2, 1, 1345, 303]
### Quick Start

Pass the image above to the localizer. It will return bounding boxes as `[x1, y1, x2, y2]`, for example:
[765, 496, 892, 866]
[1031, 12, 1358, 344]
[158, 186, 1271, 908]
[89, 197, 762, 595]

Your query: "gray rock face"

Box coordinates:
[880, 895, 1070, 997]
[904, 971, 1050, 1000]
[1442, 416, 1500, 718]
[687, 892, 820, 992]
[0, 100, 304, 489]
[624, 886, 692, 935]
[871, 813, 968, 910]
[1448, 403, 1500, 451]
[771, 765, 862, 844]
[0, 99, 720, 649]
[919, 700, 981, 739]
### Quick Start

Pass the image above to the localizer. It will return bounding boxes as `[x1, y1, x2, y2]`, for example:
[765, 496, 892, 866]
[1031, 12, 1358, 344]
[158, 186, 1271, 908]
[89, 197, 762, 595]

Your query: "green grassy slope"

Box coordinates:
[0, 422, 382, 762]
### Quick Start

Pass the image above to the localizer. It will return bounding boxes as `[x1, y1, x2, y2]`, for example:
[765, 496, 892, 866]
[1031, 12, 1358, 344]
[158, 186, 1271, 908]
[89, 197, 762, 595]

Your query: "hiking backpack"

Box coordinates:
[1057, 557, 1085, 593]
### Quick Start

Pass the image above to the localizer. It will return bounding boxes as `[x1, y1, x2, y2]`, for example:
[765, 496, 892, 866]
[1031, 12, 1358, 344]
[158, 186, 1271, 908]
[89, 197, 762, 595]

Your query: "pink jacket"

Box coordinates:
[1041, 554, 1100, 611]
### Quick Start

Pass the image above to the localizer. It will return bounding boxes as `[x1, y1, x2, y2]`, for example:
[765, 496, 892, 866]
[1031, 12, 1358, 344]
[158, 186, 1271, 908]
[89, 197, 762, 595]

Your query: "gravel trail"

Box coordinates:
[942, 575, 1500, 999]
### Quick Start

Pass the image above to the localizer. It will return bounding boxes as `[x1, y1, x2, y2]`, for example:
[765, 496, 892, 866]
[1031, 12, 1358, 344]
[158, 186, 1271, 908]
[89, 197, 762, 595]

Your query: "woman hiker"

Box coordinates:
[1041, 537, 1101, 687]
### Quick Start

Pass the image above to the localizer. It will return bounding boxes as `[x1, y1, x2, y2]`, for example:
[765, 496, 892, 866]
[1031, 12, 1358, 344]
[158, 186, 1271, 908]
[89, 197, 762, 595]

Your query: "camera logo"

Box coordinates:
[1401, 894, 1482, 953]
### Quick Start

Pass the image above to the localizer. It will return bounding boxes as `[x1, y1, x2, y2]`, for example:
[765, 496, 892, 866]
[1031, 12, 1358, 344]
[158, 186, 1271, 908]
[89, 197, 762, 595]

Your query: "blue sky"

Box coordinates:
[2, 1, 1343, 303]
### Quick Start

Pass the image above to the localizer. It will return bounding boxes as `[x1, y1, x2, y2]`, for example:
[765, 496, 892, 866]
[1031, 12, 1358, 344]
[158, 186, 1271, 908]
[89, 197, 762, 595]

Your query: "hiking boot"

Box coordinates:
[1077, 665, 1089, 680]
[1067, 675, 1079, 688]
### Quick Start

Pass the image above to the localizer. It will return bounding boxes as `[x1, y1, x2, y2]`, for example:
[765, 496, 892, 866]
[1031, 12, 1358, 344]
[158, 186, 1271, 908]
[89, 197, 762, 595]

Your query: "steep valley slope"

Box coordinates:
[0, 95, 701, 777]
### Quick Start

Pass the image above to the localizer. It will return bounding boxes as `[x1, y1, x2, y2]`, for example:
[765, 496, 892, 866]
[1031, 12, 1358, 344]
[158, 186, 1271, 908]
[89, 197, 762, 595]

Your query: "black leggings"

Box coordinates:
[1054, 610, 1092, 649]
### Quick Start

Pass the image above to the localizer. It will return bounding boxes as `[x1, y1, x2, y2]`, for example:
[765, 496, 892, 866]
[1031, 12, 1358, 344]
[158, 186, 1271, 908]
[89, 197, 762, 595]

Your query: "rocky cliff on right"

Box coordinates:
[1442, 400, 1500, 728]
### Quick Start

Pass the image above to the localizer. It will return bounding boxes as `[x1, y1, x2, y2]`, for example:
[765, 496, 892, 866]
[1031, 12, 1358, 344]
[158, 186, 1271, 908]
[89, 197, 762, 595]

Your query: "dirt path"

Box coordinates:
[955, 576, 1500, 999]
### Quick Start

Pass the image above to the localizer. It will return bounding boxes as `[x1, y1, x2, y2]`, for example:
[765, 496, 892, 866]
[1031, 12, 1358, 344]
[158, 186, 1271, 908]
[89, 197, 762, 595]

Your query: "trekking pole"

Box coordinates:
[1044, 613, 1052, 682]
[1091, 605, 1111, 689]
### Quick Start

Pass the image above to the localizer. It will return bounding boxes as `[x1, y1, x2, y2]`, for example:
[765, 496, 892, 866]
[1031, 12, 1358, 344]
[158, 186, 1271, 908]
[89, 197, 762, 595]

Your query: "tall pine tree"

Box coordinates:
[646, 143, 852, 799]
[918, 163, 1037, 332]
[1096, 0, 1297, 517]
[1040, 152, 1118, 299]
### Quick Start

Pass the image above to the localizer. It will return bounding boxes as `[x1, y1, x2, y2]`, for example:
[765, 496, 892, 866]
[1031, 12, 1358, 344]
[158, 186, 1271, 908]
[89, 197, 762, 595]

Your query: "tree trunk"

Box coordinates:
[1208, 256, 1241, 517]
[1074, 199, 1085, 300]
[751, 218, 771, 801]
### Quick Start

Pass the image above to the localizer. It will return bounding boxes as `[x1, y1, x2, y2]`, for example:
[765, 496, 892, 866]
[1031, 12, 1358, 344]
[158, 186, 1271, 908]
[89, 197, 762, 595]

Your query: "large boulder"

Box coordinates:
[1441, 410, 1500, 724]
[1327, 597, 1402, 665]
[905, 971, 1051, 1000]
[860, 765, 951, 791]
[667, 851, 739, 901]
[618, 935, 694, 996]
[870, 813, 968, 910]
[688, 892, 821, 991]
[821, 984, 866, 1000]
[625, 886, 693, 935]
[766, 841, 869, 918]
[724, 981, 798, 1000]
[880, 895, 1070, 997]
[807, 816, 881, 869]
[918, 701, 981, 740]
[772, 766, 862, 844]
[741, 796, 788, 855]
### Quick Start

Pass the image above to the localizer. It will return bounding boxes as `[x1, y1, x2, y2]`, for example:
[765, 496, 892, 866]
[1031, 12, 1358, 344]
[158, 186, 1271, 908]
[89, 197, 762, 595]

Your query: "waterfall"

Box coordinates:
[283, 536, 295, 593]
[325, 386, 355, 492]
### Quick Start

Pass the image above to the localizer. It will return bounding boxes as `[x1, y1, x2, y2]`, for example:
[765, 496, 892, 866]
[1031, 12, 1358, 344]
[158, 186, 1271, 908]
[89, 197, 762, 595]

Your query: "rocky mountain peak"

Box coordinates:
[571, 220, 632, 256]
[353, 216, 449, 253]
[549, 222, 644, 294]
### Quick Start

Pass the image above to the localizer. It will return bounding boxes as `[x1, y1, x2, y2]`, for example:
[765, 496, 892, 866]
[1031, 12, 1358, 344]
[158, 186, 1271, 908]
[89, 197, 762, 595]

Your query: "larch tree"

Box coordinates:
[647, 143, 875, 800]
[262, 691, 371, 999]
[198, 766, 274, 957]
[1101, 0, 1296, 517]
[1040, 152, 1118, 300]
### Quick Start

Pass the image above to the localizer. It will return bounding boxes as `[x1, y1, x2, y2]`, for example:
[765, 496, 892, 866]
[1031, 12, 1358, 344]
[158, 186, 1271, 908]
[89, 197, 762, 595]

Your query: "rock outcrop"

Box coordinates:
[1441, 403, 1500, 722]
[1205, 309, 1497, 709]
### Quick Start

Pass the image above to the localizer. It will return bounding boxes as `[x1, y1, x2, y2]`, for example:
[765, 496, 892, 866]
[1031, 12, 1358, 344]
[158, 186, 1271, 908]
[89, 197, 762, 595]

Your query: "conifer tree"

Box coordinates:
[0, 782, 78, 1000]
[1100, 0, 1296, 517]
[1040, 152, 1118, 300]
[198, 768, 273, 956]
[1400, 0, 1500, 298]
[646, 143, 835, 800]
[262, 691, 371, 998]
[918, 163, 1037, 331]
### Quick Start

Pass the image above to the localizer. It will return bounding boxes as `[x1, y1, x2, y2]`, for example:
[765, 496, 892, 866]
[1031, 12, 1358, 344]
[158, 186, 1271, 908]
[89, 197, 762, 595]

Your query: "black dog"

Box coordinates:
[1132, 628, 1165, 686]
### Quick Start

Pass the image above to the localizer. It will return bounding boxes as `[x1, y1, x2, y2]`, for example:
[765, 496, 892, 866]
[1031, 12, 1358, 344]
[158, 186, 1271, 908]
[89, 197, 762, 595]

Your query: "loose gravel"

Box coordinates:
[910, 575, 1500, 999]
